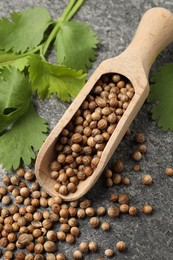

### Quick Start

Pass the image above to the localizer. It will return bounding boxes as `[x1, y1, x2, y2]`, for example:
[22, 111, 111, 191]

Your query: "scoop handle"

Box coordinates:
[122, 7, 173, 75]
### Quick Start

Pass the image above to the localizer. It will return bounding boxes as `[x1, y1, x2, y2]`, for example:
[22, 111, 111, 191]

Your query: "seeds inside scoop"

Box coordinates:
[50, 73, 135, 195]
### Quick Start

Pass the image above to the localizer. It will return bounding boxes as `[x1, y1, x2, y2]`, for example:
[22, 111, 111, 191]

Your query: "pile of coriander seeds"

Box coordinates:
[50, 73, 135, 195]
[1, 130, 172, 259]
[0, 166, 130, 260]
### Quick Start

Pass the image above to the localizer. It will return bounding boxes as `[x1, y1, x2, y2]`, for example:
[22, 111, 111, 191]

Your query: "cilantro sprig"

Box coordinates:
[0, 0, 99, 170]
[148, 63, 173, 131]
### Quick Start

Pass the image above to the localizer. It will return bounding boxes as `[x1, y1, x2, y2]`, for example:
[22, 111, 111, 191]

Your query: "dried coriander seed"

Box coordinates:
[118, 193, 129, 204]
[121, 176, 131, 185]
[107, 206, 120, 218]
[79, 241, 89, 253]
[138, 144, 147, 153]
[133, 164, 141, 171]
[129, 206, 138, 216]
[141, 174, 153, 185]
[109, 194, 119, 202]
[142, 204, 153, 215]
[104, 248, 114, 257]
[88, 241, 98, 252]
[70, 227, 80, 237]
[101, 221, 110, 231]
[120, 204, 129, 213]
[65, 234, 75, 244]
[115, 241, 126, 252]
[85, 207, 95, 217]
[96, 206, 106, 216]
[89, 217, 100, 228]
[56, 253, 66, 260]
[43, 241, 57, 252]
[114, 160, 124, 173]
[135, 133, 145, 143]
[165, 167, 173, 176]
[132, 151, 142, 161]
[73, 250, 83, 260]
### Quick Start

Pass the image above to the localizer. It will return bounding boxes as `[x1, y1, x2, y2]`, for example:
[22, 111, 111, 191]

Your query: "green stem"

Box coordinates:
[41, 0, 85, 56]
[64, 0, 85, 22]
[0, 45, 42, 64]
[59, 0, 77, 23]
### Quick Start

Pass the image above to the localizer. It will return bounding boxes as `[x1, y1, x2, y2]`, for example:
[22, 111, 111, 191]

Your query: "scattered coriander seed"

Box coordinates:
[15, 251, 26, 259]
[115, 241, 127, 252]
[106, 178, 113, 187]
[109, 194, 119, 202]
[24, 171, 35, 181]
[101, 221, 110, 231]
[6, 243, 16, 251]
[132, 151, 142, 161]
[68, 217, 78, 227]
[120, 204, 129, 213]
[57, 231, 66, 241]
[165, 167, 173, 176]
[121, 176, 131, 185]
[108, 206, 120, 218]
[25, 254, 34, 260]
[77, 209, 86, 219]
[104, 248, 114, 257]
[118, 193, 129, 204]
[105, 169, 113, 178]
[73, 250, 83, 260]
[135, 133, 145, 143]
[70, 227, 80, 237]
[60, 224, 71, 233]
[142, 204, 153, 215]
[133, 164, 141, 171]
[141, 174, 153, 185]
[10, 175, 20, 185]
[114, 160, 124, 173]
[85, 207, 95, 217]
[43, 241, 57, 252]
[80, 199, 91, 209]
[0, 186, 7, 195]
[88, 241, 98, 252]
[79, 242, 89, 253]
[56, 253, 66, 260]
[20, 187, 30, 197]
[34, 243, 44, 254]
[112, 173, 122, 184]
[128, 206, 138, 216]
[2, 176, 10, 185]
[89, 217, 100, 228]
[138, 144, 147, 153]
[46, 230, 57, 242]
[65, 234, 75, 244]
[46, 253, 56, 260]
[34, 254, 44, 260]
[2, 196, 11, 205]
[96, 206, 106, 216]
[16, 168, 25, 177]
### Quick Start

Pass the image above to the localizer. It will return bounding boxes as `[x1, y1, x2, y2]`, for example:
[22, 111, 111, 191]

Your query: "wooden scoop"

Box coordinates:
[35, 7, 173, 201]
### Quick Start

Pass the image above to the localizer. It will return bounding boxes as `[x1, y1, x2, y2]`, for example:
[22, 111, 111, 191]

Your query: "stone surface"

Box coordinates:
[0, 0, 173, 259]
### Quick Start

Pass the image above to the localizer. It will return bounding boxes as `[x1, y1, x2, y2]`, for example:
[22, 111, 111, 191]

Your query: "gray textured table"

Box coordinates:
[0, 0, 173, 259]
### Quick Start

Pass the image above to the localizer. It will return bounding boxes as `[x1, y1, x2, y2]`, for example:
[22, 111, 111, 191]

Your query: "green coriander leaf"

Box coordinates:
[0, 103, 48, 170]
[0, 7, 51, 53]
[55, 21, 98, 71]
[0, 66, 31, 131]
[0, 51, 28, 71]
[28, 54, 86, 101]
[148, 63, 173, 131]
